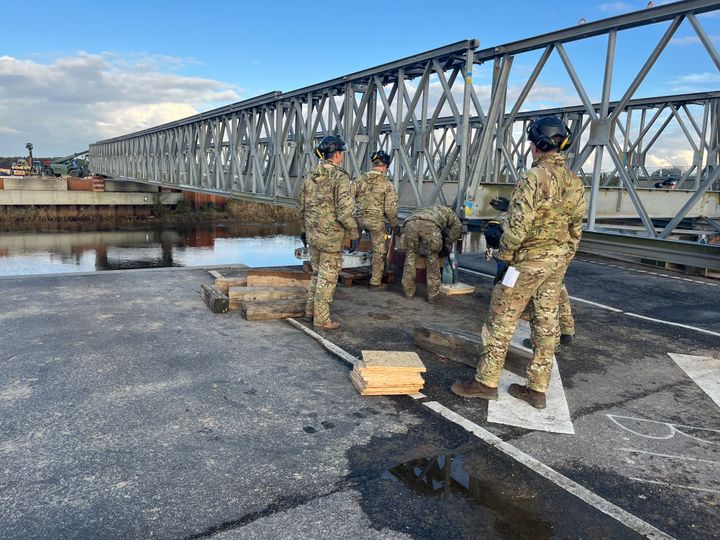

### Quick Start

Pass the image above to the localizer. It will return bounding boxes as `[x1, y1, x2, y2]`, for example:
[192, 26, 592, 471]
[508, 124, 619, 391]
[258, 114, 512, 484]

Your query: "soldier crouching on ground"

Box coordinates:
[296, 135, 359, 330]
[401, 205, 462, 304]
[354, 150, 399, 291]
[451, 116, 586, 409]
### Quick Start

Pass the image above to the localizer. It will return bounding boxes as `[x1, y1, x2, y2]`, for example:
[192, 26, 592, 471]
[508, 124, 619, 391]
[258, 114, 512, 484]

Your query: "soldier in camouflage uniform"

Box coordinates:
[354, 150, 399, 291]
[452, 116, 586, 409]
[401, 205, 463, 303]
[486, 198, 576, 347]
[296, 135, 359, 330]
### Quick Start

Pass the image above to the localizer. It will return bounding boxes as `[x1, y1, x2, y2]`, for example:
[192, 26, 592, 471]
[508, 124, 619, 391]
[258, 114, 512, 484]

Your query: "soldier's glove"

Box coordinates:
[494, 260, 509, 285]
[300, 232, 307, 248]
[393, 225, 402, 236]
[490, 197, 510, 213]
[438, 246, 450, 258]
[441, 227, 450, 239]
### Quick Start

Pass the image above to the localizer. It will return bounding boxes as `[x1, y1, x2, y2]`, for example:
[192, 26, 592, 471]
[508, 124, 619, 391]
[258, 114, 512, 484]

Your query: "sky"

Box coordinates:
[0, 0, 718, 162]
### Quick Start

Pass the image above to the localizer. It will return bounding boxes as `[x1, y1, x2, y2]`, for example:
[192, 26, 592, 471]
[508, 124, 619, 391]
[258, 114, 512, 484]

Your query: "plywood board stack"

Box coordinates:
[439, 282, 476, 296]
[349, 350, 426, 396]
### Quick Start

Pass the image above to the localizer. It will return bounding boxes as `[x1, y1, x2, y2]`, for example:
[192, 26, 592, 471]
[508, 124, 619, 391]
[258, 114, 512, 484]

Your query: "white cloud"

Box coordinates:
[670, 34, 720, 46]
[0, 52, 241, 155]
[674, 72, 720, 84]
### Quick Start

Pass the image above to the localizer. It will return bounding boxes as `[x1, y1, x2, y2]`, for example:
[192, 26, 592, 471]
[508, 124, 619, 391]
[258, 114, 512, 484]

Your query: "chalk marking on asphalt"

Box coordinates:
[628, 477, 720, 495]
[667, 353, 720, 409]
[423, 401, 674, 539]
[285, 318, 358, 367]
[487, 320, 575, 435]
[458, 266, 719, 337]
[620, 448, 720, 466]
[607, 414, 720, 444]
[625, 313, 720, 338]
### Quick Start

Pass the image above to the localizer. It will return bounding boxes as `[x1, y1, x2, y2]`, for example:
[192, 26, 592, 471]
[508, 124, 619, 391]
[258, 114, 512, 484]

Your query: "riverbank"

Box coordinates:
[0, 199, 298, 226]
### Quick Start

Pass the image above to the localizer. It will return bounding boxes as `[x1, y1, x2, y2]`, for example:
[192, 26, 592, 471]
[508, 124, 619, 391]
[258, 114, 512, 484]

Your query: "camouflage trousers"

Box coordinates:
[306, 247, 343, 325]
[365, 226, 387, 286]
[526, 282, 575, 345]
[476, 254, 566, 393]
[401, 219, 442, 300]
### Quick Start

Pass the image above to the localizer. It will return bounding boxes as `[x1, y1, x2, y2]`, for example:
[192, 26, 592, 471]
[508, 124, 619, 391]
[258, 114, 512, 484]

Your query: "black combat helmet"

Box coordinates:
[315, 135, 347, 159]
[527, 116, 572, 152]
[370, 149, 392, 166]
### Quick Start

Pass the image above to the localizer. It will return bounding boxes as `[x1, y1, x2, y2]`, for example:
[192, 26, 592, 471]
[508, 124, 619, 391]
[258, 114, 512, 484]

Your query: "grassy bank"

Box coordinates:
[0, 199, 298, 226]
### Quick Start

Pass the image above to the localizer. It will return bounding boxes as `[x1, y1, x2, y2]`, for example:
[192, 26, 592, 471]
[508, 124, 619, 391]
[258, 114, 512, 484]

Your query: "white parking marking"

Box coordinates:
[487, 320, 575, 434]
[668, 353, 720, 408]
[424, 401, 674, 539]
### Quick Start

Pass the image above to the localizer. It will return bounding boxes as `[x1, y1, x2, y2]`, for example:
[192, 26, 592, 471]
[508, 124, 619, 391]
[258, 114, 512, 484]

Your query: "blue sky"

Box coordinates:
[0, 0, 718, 156]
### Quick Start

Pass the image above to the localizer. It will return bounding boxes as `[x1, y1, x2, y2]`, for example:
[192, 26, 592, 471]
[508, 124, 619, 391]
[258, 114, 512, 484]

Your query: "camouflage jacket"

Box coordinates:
[354, 170, 399, 229]
[499, 153, 586, 263]
[296, 160, 358, 252]
[405, 205, 463, 250]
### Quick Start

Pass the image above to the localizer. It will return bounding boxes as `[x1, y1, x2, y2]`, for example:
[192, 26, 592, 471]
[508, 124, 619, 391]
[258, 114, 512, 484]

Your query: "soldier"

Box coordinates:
[401, 205, 462, 303]
[297, 135, 359, 330]
[354, 150, 399, 291]
[486, 197, 576, 348]
[451, 116, 586, 409]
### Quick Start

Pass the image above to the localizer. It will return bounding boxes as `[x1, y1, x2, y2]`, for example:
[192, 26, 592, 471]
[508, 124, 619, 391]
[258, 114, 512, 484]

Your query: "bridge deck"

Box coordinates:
[0, 259, 717, 538]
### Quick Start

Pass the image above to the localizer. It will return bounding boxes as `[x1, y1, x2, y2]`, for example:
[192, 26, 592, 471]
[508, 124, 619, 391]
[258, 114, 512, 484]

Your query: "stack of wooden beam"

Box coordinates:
[350, 350, 426, 396]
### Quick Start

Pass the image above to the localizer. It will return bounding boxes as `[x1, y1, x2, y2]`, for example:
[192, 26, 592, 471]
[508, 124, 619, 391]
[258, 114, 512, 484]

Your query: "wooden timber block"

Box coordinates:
[439, 282, 476, 296]
[360, 350, 426, 372]
[242, 298, 306, 321]
[247, 269, 311, 289]
[413, 324, 482, 368]
[338, 267, 395, 287]
[229, 286, 306, 310]
[413, 324, 527, 374]
[215, 276, 248, 294]
[201, 283, 229, 314]
[349, 371, 422, 396]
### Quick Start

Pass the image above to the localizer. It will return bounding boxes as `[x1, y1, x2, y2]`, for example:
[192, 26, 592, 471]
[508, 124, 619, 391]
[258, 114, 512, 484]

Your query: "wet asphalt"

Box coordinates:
[0, 256, 718, 539]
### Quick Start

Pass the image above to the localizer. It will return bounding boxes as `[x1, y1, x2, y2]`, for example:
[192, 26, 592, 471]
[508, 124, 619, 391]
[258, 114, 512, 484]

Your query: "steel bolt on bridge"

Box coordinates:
[89, 0, 720, 270]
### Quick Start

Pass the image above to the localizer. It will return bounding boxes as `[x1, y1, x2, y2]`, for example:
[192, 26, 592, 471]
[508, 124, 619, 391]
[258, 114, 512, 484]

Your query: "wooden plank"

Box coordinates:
[208, 270, 223, 279]
[349, 371, 421, 395]
[215, 276, 248, 293]
[246, 269, 311, 289]
[200, 283, 229, 314]
[439, 282, 476, 296]
[360, 351, 426, 372]
[229, 286, 306, 310]
[242, 298, 306, 321]
[413, 324, 481, 368]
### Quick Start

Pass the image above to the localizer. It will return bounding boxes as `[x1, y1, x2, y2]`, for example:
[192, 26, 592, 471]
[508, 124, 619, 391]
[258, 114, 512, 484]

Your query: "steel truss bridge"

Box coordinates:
[89, 0, 720, 269]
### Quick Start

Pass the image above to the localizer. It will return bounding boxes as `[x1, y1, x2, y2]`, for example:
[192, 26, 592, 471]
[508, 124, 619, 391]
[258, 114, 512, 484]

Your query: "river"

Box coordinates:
[0, 221, 303, 277]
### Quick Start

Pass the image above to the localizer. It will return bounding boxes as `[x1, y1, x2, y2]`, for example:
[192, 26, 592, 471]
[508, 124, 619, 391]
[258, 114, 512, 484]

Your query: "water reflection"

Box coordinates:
[0, 222, 302, 276]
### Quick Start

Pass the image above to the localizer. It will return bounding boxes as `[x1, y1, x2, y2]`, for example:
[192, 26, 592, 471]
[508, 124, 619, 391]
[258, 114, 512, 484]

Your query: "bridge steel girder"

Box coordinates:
[90, 0, 720, 246]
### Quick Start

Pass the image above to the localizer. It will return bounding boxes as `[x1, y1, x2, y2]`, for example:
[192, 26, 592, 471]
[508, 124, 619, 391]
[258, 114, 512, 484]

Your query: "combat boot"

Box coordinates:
[369, 283, 387, 291]
[560, 333, 575, 345]
[314, 320, 341, 330]
[508, 384, 546, 409]
[450, 379, 498, 400]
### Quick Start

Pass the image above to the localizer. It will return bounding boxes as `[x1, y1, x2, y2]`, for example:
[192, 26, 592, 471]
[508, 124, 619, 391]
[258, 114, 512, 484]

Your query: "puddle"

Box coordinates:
[383, 454, 553, 539]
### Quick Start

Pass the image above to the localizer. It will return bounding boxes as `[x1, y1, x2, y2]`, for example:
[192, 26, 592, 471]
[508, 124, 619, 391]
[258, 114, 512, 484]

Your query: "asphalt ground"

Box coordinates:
[0, 256, 718, 539]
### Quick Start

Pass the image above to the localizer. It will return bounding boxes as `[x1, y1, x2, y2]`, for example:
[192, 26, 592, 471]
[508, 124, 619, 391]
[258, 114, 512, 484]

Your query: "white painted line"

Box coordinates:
[668, 353, 720, 408]
[285, 318, 359, 367]
[458, 267, 494, 279]
[409, 392, 427, 400]
[488, 320, 575, 434]
[626, 313, 720, 338]
[423, 401, 674, 539]
[620, 448, 720, 466]
[458, 266, 718, 337]
[629, 477, 720, 495]
[568, 296, 624, 313]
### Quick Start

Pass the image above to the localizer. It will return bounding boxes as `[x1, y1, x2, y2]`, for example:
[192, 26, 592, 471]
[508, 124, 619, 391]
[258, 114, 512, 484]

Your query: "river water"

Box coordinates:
[0, 221, 303, 277]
